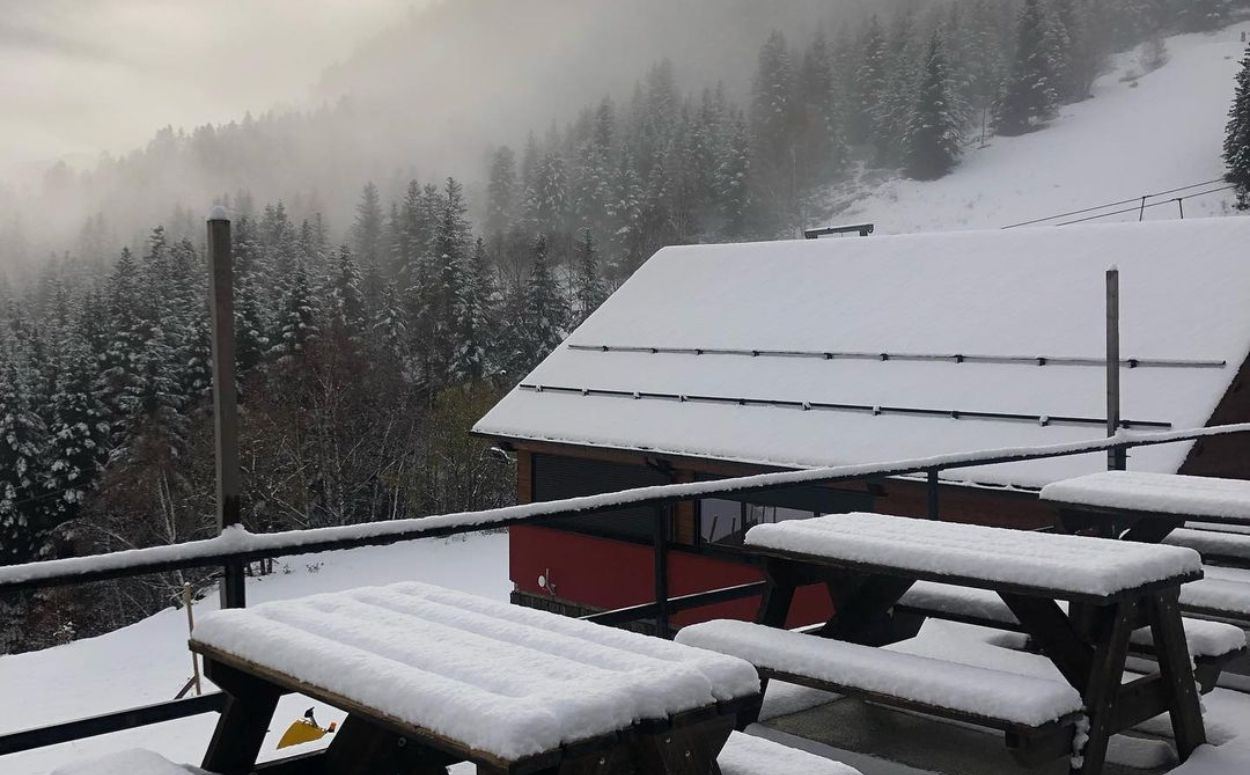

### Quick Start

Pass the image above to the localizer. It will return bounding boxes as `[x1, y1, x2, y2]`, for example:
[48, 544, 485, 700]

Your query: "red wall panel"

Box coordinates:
[511, 525, 832, 628]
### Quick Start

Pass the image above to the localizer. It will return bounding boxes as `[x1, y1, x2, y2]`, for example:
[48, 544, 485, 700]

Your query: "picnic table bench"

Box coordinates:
[893, 580, 1247, 692]
[188, 582, 762, 775]
[1041, 471, 1250, 689]
[1041, 471, 1250, 544]
[677, 513, 1207, 775]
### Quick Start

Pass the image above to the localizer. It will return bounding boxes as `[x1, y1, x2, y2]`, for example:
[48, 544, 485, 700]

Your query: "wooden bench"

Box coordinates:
[720, 512, 1207, 775]
[1165, 528, 1250, 570]
[894, 581, 1246, 692]
[189, 582, 761, 775]
[678, 619, 1085, 768]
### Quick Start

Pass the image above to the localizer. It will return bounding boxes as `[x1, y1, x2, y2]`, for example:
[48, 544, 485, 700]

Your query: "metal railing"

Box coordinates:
[2, 422, 1249, 756]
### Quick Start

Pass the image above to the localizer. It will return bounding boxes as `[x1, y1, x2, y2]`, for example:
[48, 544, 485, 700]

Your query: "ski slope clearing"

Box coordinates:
[0, 534, 508, 775]
[830, 22, 1250, 234]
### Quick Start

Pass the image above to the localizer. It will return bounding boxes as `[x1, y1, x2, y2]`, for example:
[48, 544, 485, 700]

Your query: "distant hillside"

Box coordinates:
[830, 21, 1250, 233]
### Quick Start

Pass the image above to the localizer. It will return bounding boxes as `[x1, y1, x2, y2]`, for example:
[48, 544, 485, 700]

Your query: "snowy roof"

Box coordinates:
[475, 218, 1250, 487]
[190, 582, 759, 761]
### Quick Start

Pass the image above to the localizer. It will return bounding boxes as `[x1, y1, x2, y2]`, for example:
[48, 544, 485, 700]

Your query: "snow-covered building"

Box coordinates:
[474, 218, 1250, 620]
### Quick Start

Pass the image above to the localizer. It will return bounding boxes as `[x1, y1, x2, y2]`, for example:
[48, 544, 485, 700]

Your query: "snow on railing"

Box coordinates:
[3, 423, 1250, 592]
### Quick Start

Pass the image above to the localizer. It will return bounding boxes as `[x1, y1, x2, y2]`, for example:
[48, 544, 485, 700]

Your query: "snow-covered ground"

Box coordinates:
[828, 22, 1250, 234]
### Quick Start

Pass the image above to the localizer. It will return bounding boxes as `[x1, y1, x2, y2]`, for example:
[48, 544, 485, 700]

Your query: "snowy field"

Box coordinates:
[829, 22, 1250, 235]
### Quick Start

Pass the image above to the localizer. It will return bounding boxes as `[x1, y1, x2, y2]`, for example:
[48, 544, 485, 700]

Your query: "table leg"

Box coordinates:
[324, 715, 454, 774]
[1144, 590, 1206, 760]
[754, 579, 795, 629]
[1074, 600, 1137, 775]
[201, 661, 282, 775]
[999, 594, 1093, 689]
[632, 712, 733, 775]
[817, 575, 915, 646]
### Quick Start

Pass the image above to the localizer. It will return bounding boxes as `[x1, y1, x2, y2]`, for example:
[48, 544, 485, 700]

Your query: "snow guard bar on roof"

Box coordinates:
[566, 343, 1227, 371]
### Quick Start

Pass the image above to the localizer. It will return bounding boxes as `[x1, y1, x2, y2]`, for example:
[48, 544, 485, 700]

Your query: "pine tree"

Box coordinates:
[428, 178, 473, 384]
[608, 151, 645, 278]
[371, 281, 409, 374]
[486, 147, 519, 239]
[571, 230, 608, 324]
[528, 151, 569, 237]
[905, 34, 963, 181]
[717, 112, 755, 240]
[451, 238, 499, 382]
[351, 183, 385, 287]
[995, 0, 1061, 136]
[1226, 45, 1250, 210]
[329, 245, 367, 340]
[0, 358, 49, 564]
[796, 30, 849, 189]
[95, 247, 145, 448]
[509, 235, 568, 375]
[270, 261, 319, 360]
[750, 30, 799, 228]
[850, 17, 889, 144]
[872, 10, 923, 166]
[44, 327, 108, 525]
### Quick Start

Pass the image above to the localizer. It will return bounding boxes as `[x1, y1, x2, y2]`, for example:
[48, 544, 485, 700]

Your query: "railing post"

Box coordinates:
[1107, 268, 1127, 471]
[208, 209, 245, 609]
[927, 469, 940, 520]
[653, 504, 670, 639]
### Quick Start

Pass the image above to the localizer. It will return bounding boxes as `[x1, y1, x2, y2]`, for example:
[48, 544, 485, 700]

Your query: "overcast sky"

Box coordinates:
[0, 0, 413, 176]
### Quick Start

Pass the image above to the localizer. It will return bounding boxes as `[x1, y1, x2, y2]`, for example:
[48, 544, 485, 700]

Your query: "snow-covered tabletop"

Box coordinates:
[190, 582, 759, 762]
[1040, 472, 1250, 522]
[744, 513, 1202, 599]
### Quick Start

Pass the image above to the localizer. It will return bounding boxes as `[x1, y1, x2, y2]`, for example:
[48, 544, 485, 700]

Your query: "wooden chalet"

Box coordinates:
[473, 217, 1250, 626]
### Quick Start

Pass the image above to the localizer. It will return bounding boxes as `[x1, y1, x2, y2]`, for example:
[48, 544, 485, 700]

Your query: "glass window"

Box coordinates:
[700, 499, 743, 543]
[702, 500, 816, 545]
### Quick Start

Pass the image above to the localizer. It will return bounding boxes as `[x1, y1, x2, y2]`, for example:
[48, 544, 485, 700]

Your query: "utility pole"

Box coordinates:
[1107, 268, 1126, 471]
[207, 208, 245, 608]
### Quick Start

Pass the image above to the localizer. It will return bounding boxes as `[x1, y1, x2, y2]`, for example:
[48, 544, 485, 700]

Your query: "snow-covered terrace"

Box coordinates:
[6, 426, 1250, 774]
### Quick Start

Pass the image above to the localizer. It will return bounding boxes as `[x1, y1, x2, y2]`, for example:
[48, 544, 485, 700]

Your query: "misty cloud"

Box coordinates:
[0, 0, 412, 174]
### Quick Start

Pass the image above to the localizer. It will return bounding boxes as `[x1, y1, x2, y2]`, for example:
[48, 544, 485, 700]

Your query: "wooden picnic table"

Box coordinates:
[1042, 471, 1250, 543]
[739, 513, 1207, 775]
[188, 582, 760, 775]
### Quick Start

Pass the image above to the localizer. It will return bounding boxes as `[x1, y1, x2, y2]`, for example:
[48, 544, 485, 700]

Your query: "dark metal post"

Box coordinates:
[653, 505, 670, 639]
[927, 470, 940, 520]
[1107, 268, 1126, 471]
[208, 210, 245, 608]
